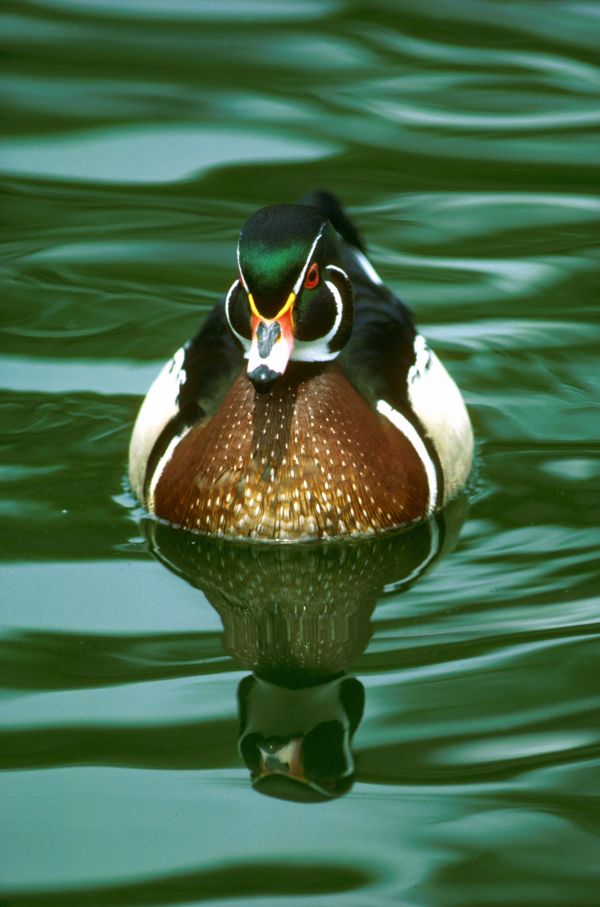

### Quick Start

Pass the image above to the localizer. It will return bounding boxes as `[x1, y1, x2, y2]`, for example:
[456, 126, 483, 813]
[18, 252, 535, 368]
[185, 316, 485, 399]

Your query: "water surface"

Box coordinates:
[1, 1, 599, 904]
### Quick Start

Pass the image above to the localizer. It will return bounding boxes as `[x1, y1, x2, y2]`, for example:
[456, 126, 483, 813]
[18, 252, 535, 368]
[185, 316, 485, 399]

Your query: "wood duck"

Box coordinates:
[129, 190, 473, 541]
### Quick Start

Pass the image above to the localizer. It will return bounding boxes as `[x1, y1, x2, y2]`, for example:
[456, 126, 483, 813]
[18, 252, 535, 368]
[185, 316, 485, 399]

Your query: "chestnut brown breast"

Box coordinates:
[152, 365, 428, 541]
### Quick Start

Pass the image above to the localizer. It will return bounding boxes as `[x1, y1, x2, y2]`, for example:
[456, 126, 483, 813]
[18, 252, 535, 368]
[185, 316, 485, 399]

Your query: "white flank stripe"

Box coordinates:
[383, 518, 440, 593]
[376, 399, 438, 513]
[147, 427, 191, 512]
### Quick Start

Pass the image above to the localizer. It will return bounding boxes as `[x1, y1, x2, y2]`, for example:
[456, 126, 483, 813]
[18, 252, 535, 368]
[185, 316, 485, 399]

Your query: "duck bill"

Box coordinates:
[247, 306, 295, 386]
[257, 737, 305, 782]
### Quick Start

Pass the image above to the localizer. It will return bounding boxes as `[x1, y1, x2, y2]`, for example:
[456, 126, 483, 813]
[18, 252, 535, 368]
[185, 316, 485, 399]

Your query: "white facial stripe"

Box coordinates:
[292, 223, 326, 295]
[323, 279, 344, 343]
[147, 426, 191, 513]
[326, 264, 348, 280]
[236, 243, 248, 291]
[376, 399, 438, 513]
[225, 278, 251, 352]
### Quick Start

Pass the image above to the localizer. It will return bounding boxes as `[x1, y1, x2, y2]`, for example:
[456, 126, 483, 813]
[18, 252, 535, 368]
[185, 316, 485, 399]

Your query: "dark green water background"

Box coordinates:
[1, 1, 599, 904]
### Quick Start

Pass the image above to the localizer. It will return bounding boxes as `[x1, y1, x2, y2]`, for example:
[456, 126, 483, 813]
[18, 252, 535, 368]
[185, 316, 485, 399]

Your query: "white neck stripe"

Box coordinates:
[224, 278, 251, 352]
[292, 342, 339, 362]
[291, 278, 344, 363]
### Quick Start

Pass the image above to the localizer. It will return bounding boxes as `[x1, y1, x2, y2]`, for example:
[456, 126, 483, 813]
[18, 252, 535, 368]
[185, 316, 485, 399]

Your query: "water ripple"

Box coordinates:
[0, 124, 341, 184]
[2, 0, 599, 901]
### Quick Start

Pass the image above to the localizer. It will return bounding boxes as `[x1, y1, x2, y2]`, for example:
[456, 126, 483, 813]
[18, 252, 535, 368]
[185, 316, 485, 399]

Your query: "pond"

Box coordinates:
[1, 1, 599, 904]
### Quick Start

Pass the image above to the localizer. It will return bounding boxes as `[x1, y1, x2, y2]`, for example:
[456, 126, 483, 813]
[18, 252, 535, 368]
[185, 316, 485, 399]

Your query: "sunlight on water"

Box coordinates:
[37, 0, 340, 21]
[0, 125, 340, 184]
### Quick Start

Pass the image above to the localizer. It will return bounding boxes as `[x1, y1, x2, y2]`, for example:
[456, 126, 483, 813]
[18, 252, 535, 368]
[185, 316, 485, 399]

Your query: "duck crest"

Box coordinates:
[152, 363, 428, 540]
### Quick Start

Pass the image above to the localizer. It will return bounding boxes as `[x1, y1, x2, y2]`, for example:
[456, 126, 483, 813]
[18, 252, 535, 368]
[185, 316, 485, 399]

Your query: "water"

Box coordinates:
[1, 0, 599, 903]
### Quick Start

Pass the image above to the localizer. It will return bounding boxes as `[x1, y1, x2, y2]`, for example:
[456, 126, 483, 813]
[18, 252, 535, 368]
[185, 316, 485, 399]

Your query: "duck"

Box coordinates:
[129, 190, 473, 541]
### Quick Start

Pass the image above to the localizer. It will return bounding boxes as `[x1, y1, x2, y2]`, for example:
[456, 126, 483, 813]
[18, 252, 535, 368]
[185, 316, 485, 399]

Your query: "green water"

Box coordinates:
[1, 0, 599, 904]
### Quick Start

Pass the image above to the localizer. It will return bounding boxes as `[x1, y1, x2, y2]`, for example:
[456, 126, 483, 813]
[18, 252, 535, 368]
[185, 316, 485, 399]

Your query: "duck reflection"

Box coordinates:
[145, 496, 467, 801]
[237, 674, 364, 802]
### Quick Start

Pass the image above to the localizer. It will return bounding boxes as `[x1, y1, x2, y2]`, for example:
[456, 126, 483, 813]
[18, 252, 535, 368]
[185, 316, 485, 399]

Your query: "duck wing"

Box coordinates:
[129, 298, 243, 503]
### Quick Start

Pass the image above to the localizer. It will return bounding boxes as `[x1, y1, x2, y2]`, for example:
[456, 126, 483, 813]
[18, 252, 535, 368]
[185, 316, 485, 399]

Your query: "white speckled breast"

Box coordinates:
[150, 365, 429, 541]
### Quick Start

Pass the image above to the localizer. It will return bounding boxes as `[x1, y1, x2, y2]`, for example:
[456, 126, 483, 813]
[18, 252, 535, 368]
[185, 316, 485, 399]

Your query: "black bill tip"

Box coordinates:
[248, 364, 280, 391]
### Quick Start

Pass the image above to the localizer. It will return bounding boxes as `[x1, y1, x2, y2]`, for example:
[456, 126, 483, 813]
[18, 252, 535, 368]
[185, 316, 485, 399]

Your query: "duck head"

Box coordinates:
[225, 204, 354, 389]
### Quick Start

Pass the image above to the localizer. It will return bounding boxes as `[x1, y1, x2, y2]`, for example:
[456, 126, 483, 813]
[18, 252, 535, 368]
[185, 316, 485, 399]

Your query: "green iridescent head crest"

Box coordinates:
[238, 204, 326, 318]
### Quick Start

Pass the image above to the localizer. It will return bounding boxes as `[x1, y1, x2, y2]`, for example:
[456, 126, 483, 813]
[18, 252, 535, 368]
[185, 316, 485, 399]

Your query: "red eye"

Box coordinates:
[304, 262, 320, 290]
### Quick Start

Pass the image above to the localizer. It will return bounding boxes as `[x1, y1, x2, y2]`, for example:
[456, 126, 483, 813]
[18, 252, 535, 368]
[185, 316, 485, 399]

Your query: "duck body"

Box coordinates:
[129, 191, 472, 541]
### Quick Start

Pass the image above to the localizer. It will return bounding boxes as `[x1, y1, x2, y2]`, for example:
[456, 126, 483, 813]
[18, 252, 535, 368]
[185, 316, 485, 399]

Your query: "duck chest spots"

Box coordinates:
[152, 366, 429, 540]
